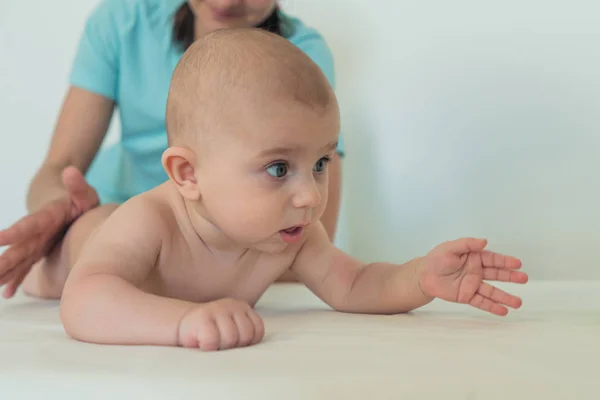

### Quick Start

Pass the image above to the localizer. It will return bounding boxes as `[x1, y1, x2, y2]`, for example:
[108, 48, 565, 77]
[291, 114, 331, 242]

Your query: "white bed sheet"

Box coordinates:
[0, 281, 599, 399]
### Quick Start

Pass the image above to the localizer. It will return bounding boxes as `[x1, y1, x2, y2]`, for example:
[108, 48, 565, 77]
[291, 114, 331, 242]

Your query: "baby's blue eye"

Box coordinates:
[266, 162, 288, 178]
[313, 157, 330, 173]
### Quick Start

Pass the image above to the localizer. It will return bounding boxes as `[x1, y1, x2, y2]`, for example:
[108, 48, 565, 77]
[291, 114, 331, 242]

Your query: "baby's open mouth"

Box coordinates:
[282, 226, 302, 235]
[279, 226, 304, 244]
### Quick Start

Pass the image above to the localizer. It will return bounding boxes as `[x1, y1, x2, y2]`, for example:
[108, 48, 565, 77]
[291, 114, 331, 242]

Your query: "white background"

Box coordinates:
[1, 0, 599, 279]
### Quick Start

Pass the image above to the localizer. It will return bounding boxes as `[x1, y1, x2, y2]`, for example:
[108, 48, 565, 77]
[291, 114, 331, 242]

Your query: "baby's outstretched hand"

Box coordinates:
[418, 238, 528, 316]
[178, 298, 264, 351]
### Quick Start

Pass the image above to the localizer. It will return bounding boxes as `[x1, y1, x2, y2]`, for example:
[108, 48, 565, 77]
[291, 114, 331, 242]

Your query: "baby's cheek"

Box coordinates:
[229, 200, 265, 225]
[315, 191, 329, 216]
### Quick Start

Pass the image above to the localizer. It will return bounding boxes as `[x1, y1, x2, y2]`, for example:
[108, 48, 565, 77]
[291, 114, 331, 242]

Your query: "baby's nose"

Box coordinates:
[292, 180, 321, 209]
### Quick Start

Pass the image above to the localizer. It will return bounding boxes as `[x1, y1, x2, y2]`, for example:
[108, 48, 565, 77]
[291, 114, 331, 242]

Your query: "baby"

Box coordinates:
[18, 29, 528, 351]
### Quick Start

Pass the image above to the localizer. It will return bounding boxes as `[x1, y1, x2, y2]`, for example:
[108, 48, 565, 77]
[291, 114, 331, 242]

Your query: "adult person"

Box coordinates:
[0, 0, 344, 298]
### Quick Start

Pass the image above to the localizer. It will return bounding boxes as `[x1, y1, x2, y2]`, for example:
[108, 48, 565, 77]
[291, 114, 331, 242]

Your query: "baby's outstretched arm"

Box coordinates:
[60, 198, 263, 350]
[291, 224, 528, 315]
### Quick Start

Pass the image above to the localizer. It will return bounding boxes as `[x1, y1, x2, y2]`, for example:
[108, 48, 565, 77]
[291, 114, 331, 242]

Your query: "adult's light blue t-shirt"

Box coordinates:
[69, 0, 344, 205]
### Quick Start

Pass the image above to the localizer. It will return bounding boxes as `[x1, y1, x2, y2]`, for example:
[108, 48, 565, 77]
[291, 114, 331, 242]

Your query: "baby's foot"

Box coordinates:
[0, 167, 98, 298]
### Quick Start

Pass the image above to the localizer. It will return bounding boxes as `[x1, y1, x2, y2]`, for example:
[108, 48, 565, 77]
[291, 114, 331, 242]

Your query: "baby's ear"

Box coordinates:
[161, 147, 201, 200]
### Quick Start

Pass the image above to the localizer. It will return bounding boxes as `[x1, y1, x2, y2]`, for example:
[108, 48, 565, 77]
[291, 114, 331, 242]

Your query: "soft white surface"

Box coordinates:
[2, 0, 600, 280]
[0, 281, 598, 399]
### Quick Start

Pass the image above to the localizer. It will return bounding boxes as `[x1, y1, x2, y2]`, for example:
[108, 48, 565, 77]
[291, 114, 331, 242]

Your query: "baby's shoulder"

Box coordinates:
[107, 189, 177, 239]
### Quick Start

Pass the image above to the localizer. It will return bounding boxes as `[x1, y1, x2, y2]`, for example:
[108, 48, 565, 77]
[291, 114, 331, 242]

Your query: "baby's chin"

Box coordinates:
[239, 232, 301, 254]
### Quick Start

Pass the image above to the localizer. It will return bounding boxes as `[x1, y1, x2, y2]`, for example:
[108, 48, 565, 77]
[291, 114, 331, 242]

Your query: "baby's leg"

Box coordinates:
[21, 204, 119, 299]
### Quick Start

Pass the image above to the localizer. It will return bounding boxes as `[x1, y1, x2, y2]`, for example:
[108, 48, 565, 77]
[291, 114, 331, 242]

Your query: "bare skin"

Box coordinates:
[41, 182, 525, 351]
[0, 94, 340, 296]
[0, 86, 110, 298]
[0, 166, 100, 298]
[0, 0, 343, 296]
[4, 30, 528, 352]
[60, 184, 283, 349]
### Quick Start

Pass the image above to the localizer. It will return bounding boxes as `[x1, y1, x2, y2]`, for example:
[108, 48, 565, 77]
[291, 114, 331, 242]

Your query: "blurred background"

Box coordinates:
[1, 0, 599, 279]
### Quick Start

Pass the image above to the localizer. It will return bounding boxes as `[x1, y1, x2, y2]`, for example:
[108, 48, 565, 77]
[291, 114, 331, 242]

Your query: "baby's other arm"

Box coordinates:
[291, 223, 431, 314]
[60, 197, 263, 350]
[60, 197, 194, 345]
[291, 224, 527, 315]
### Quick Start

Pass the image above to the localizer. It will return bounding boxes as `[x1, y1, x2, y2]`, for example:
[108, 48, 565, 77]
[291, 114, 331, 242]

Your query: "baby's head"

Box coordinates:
[163, 28, 340, 252]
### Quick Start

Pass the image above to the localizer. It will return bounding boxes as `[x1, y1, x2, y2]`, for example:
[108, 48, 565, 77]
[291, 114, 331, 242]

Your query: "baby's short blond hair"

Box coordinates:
[166, 28, 336, 146]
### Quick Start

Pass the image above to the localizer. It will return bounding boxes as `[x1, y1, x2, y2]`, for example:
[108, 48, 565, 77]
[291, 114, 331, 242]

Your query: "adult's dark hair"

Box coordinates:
[173, 3, 283, 50]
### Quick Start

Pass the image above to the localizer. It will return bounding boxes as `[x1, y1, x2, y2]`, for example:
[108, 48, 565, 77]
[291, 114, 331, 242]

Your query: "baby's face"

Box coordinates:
[195, 99, 340, 252]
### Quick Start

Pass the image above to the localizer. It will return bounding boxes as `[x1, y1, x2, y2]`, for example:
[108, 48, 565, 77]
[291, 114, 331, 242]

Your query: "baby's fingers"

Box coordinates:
[469, 294, 509, 316]
[195, 318, 220, 351]
[481, 251, 522, 270]
[233, 312, 256, 347]
[247, 310, 264, 345]
[483, 267, 528, 284]
[436, 237, 488, 256]
[479, 282, 522, 310]
[215, 314, 239, 350]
